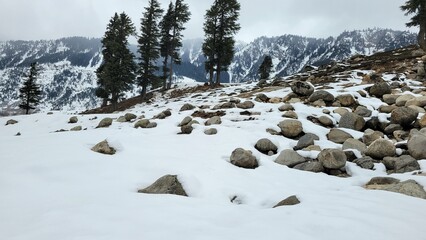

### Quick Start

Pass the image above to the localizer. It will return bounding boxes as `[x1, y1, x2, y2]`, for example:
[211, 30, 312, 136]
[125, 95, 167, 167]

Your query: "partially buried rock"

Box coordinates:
[70, 126, 82, 131]
[291, 81, 314, 96]
[255, 138, 278, 155]
[353, 157, 375, 170]
[327, 128, 353, 144]
[230, 148, 258, 169]
[138, 175, 187, 196]
[363, 129, 384, 146]
[336, 94, 356, 107]
[318, 116, 334, 127]
[96, 118, 113, 128]
[390, 107, 419, 127]
[180, 125, 193, 134]
[365, 177, 426, 199]
[180, 103, 196, 112]
[134, 119, 157, 129]
[365, 139, 395, 160]
[354, 106, 372, 117]
[68, 116, 78, 124]
[204, 128, 218, 135]
[339, 112, 365, 131]
[273, 195, 301, 208]
[408, 131, 426, 160]
[277, 119, 303, 138]
[342, 138, 367, 153]
[236, 101, 255, 109]
[369, 82, 391, 98]
[318, 149, 347, 169]
[91, 140, 116, 155]
[124, 113, 137, 122]
[205, 116, 222, 126]
[294, 133, 318, 150]
[178, 116, 193, 127]
[275, 149, 307, 168]
[293, 161, 324, 173]
[382, 155, 420, 174]
[6, 119, 18, 125]
[308, 90, 335, 103]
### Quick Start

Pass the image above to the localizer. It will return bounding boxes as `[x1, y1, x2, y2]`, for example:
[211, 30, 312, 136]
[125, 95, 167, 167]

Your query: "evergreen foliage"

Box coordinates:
[160, 0, 191, 90]
[401, 0, 426, 50]
[138, 0, 164, 98]
[96, 12, 136, 109]
[202, 0, 241, 86]
[19, 62, 42, 114]
[258, 55, 274, 80]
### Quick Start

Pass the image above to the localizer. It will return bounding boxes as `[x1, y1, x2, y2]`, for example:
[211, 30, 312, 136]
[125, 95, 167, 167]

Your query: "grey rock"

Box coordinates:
[230, 148, 258, 169]
[278, 104, 294, 112]
[366, 178, 426, 199]
[365, 139, 396, 159]
[205, 116, 222, 126]
[236, 101, 255, 109]
[180, 103, 196, 111]
[146, 122, 158, 128]
[255, 93, 269, 102]
[390, 107, 419, 127]
[138, 175, 187, 196]
[396, 94, 416, 107]
[134, 119, 150, 128]
[379, 105, 398, 114]
[278, 119, 303, 138]
[363, 130, 384, 146]
[273, 195, 301, 208]
[369, 82, 391, 98]
[318, 149, 347, 169]
[408, 132, 426, 160]
[342, 138, 367, 153]
[336, 94, 356, 107]
[308, 90, 335, 102]
[6, 119, 18, 125]
[116, 116, 127, 123]
[354, 106, 372, 117]
[70, 126, 83, 131]
[339, 112, 365, 131]
[384, 124, 403, 135]
[124, 113, 137, 122]
[68, 116, 78, 124]
[255, 138, 278, 155]
[204, 128, 218, 135]
[180, 125, 193, 134]
[327, 128, 353, 144]
[96, 118, 113, 128]
[275, 149, 307, 167]
[383, 94, 399, 105]
[333, 107, 349, 116]
[91, 140, 116, 155]
[366, 177, 400, 185]
[294, 133, 319, 150]
[291, 81, 314, 96]
[353, 157, 375, 170]
[318, 116, 334, 127]
[282, 111, 298, 119]
[293, 161, 324, 173]
[179, 116, 193, 127]
[382, 155, 420, 174]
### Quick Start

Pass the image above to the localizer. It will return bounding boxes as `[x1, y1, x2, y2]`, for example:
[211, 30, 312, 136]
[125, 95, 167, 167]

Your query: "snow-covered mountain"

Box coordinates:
[0, 29, 417, 111]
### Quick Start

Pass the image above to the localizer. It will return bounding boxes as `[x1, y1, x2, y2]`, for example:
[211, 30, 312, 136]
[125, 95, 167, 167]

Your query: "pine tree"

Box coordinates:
[138, 0, 164, 98]
[401, 0, 426, 50]
[159, 2, 175, 90]
[258, 55, 274, 80]
[96, 12, 137, 110]
[19, 62, 42, 114]
[202, 0, 240, 87]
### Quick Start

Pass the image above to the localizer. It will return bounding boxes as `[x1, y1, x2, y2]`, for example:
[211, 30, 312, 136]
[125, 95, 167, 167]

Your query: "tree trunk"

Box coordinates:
[141, 85, 147, 100]
[419, 25, 426, 51]
[162, 57, 169, 91]
[208, 66, 214, 88]
[101, 98, 108, 107]
[168, 59, 174, 89]
[215, 61, 221, 87]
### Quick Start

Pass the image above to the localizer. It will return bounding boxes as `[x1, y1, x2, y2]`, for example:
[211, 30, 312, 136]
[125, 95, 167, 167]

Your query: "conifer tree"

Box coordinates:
[159, 2, 175, 90]
[202, 0, 240, 86]
[19, 62, 42, 114]
[96, 12, 136, 109]
[258, 55, 274, 80]
[401, 0, 426, 50]
[138, 0, 164, 98]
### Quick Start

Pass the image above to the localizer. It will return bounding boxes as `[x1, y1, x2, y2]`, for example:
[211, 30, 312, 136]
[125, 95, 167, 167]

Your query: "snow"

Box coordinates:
[1, 77, 426, 240]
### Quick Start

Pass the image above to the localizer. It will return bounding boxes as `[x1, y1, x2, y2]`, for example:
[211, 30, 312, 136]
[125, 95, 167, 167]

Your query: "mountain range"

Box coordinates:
[0, 28, 417, 111]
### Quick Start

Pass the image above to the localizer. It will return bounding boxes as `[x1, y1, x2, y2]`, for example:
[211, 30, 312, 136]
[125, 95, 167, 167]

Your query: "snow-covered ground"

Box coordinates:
[1, 75, 426, 240]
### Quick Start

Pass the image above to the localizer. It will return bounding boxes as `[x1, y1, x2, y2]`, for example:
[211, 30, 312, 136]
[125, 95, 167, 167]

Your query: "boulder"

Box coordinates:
[273, 195, 301, 208]
[124, 113, 137, 122]
[179, 116, 193, 127]
[339, 112, 365, 131]
[255, 138, 278, 155]
[293, 161, 324, 173]
[282, 111, 298, 119]
[382, 155, 420, 174]
[146, 122, 158, 129]
[365, 139, 396, 159]
[384, 124, 403, 135]
[278, 104, 294, 112]
[354, 106, 372, 117]
[418, 114, 426, 128]
[383, 94, 399, 105]
[336, 94, 356, 107]
[138, 175, 187, 196]
[180, 125, 193, 134]
[255, 93, 270, 103]
[308, 90, 335, 103]
[204, 128, 218, 135]
[277, 120, 303, 138]
[5, 119, 18, 125]
[134, 119, 150, 128]
[68, 116, 78, 124]
[180, 103, 196, 111]
[369, 82, 391, 98]
[291, 81, 314, 96]
[365, 177, 426, 199]
[333, 107, 349, 116]
[205, 116, 222, 126]
[70, 126, 83, 131]
[390, 107, 419, 127]
[318, 149, 347, 169]
[230, 148, 258, 169]
[342, 138, 367, 153]
[91, 140, 116, 155]
[275, 149, 307, 167]
[96, 118, 113, 128]
[116, 116, 127, 123]
[327, 129, 353, 144]
[353, 157, 375, 170]
[408, 131, 426, 160]
[318, 116, 334, 127]
[236, 101, 255, 109]
[362, 130, 384, 146]
[396, 94, 416, 107]
[294, 133, 319, 150]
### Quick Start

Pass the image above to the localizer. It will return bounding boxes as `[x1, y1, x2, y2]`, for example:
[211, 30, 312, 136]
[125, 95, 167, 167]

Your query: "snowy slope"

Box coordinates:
[1, 71, 425, 240]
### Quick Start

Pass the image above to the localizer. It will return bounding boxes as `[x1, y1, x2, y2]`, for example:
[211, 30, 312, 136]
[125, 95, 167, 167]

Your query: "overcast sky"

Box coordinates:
[0, 0, 416, 43]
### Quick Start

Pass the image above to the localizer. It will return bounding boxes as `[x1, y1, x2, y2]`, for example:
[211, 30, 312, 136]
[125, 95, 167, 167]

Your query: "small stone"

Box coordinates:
[205, 116, 222, 126]
[318, 116, 334, 127]
[138, 175, 187, 196]
[308, 90, 335, 102]
[293, 161, 324, 173]
[390, 107, 419, 127]
[382, 155, 420, 174]
[180, 125, 193, 134]
[369, 82, 391, 98]
[278, 120, 303, 138]
[408, 131, 426, 160]
[255, 138, 278, 155]
[236, 101, 255, 109]
[282, 111, 298, 119]
[294, 133, 319, 150]
[275, 149, 307, 167]
[204, 128, 218, 135]
[96, 118, 113, 128]
[6, 119, 18, 125]
[273, 195, 301, 208]
[342, 138, 367, 153]
[327, 128, 353, 144]
[291, 81, 314, 96]
[68, 116, 78, 124]
[383, 94, 399, 105]
[70, 126, 82, 131]
[363, 130, 384, 146]
[336, 94, 356, 107]
[354, 106, 372, 117]
[124, 113, 137, 121]
[366, 178, 426, 199]
[180, 103, 196, 111]
[230, 148, 258, 169]
[178, 116, 193, 127]
[353, 157, 375, 170]
[396, 94, 416, 107]
[134, 119, 150, 128]
[91, 140, 116, 155]
[278, 104, 294, 112]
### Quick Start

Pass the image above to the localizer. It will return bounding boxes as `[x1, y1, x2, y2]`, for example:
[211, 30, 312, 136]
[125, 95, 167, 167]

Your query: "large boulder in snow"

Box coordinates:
[365, 177, 426, 199]
[308, 90, 334, 103]
[278, 120, 303, 138]
[96, 118, 113, 128]
[255, 138, 278, 155]
[365, 139, 396, 160]
[5, 119, 18, 125]
[91, 140, 116, 155]
[382, 155, 420, 174]
[236, 101, 255, 109]
[68, 116, 78, 124]
[339, 112, 365, 131]
[390, 107, 419, 127]
[138, 175, 187, 196]
[275, 149, 307, 167]
[180, 103, 196, 112]
[273, 195, 301, 208]
[318, 149, 347, 169]
[327, 129, 353, 144]
[408, 131, 426, 160]
[205, 116, 222, 126]
[230, 148, 258, 169]
[291, 81, 314, 96]
[369, 82, 391, 98]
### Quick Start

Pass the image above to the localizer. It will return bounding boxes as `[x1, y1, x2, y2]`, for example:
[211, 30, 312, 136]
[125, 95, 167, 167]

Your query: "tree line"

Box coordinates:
[18, 0, 426, 113]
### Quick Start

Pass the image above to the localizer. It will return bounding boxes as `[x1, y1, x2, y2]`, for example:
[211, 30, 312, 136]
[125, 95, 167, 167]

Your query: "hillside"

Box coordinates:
[1, 41, 426, 240]
[0, 29, 417, 112]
